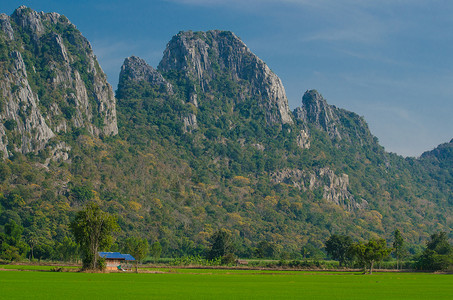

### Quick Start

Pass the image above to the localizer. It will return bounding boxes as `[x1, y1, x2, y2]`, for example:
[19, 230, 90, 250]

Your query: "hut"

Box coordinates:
[98, 252, 135, 271]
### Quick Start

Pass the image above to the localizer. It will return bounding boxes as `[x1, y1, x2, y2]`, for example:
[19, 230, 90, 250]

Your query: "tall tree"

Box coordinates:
[392, 229, 405, 270]
[207, 229, 234, 260]
[325, 234, 353, 267]
[2, 220, 29, 261]
[351, 238, 392, 274]
[426, 231, 452, 255]
[55, 236, 79, 262]
[255, 241, 278, 259]
[123, 237, 149, 273]
[416, 231, 453, 271]
[150, 241, 162, 263]
[70, 202, 119, 270]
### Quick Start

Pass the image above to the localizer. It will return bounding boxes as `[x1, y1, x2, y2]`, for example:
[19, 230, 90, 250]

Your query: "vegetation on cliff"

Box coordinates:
[0, 8, 452, 263]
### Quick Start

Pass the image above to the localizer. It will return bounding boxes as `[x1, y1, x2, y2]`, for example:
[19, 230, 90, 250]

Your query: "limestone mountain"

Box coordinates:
[294, 90, 376, 147]
[420, 139, 453, 167]
[0, 7, 452, 261]
[418, 140, 453, 204]
[0, 6, 117, 158]
[116, 30, 451, 251]
[117, 56, 173, 98]
[158, 30, 293, 126]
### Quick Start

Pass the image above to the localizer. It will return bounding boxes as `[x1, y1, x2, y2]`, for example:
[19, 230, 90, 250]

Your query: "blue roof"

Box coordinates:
[98, 252, 135, 261]
[122, 254, 135, 261]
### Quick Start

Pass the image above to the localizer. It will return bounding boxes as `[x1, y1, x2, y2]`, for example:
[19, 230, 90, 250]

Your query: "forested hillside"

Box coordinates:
[0, 7, 451, 261]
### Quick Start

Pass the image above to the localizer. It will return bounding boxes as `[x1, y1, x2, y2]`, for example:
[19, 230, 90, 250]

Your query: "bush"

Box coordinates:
[221, 253, 236, 265]
[4, 120, 16, 131]
[170, 255, 222, 266]
[97, 257, 106, 271]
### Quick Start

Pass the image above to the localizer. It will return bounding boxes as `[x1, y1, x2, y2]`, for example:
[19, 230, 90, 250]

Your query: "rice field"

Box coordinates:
[0, 267, 451, 299]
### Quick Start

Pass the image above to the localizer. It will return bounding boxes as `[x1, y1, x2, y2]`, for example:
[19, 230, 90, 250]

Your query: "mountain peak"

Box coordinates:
[420, 139, 453, 165]
[11, 6, 68, 37]
[295, 90, 341, 139]
[302, 89, 325, 105]
[294, 90, 377, 148]
[158, 30, 293, 125]
[118, 56, 173, 97]
[0, 6, 117, 157]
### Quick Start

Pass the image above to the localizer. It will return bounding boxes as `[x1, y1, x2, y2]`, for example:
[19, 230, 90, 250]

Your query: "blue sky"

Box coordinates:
[3, 0, 453, 157]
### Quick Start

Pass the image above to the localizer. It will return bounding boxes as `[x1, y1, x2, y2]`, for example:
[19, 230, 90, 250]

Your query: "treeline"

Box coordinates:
[1, 9, 453, 275]
[324, 231, 453, 272]
[2, 202, 452, 273]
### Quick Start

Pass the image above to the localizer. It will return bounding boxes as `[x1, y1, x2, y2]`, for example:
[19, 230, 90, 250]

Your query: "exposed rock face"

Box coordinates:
[118, 56, 173, 96]
[296, 129, 310, 149]
[295, 90, 341, 140]
[294, 90, 375, 146]
[12, 6, 45, 36]
[0, 50, 55, 156]
[0, 6, 117, 157]
[183, 113, 198, 133]
[0, 14, 14, 40]
[158, 30, 293, 125]
[271, 167, 367, 211]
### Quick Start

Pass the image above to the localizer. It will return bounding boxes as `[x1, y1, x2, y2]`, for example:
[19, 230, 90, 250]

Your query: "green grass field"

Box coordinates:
[0, 268, 451, 299]
[0, 265, 78, 271]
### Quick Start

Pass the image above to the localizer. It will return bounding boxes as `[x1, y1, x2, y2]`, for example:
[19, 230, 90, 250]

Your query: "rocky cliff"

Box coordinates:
[117, 33, 385, 212]
[0, 6, 117, 158]
[294, 90, 377, 148]
[117, 56, 173, 98]
[271, 167, 366, 211]
[158, 30, 293, 125]
[1, 8, 452, 259]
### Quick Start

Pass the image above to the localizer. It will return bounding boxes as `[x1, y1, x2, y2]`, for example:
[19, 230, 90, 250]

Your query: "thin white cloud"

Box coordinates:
[368, 103, 414, 123]
[302, 26, 383, 44]
[167, 0, 411, 46]
[166, 0, 428, 9]
[337, 49, 410, 67]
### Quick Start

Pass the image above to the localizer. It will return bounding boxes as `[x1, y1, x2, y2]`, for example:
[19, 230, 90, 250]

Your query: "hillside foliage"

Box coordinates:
[0, 9, 452, 262]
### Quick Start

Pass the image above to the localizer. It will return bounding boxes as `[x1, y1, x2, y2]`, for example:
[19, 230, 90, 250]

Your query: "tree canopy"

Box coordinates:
[325, 234, 353, 267]
[207, 229, 235, 261]
[416, 231, 453, 271]
[70, 202, 119, 270]
[350, 238, 392, 274]
[392, 229, 406, 270]
[123, 236, 149, 273]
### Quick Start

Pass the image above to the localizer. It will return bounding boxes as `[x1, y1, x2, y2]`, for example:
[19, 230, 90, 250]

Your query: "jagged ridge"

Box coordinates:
[0, 8, 452, 260]
[0, 6, 117, 158]
[158, 30, 293, 125]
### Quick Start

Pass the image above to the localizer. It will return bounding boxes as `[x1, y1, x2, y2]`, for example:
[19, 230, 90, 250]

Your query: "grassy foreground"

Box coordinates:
[0, 269, 451, 299]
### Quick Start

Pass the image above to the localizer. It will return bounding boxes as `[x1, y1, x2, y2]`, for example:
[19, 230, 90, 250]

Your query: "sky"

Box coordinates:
[3, 0, 453, 157]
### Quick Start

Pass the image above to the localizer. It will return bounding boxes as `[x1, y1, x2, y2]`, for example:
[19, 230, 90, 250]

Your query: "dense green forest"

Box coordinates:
[0, 7, 452, 262]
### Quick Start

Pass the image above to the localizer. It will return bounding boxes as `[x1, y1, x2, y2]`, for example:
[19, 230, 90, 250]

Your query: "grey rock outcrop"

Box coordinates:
[12, 6, 45, 36]
[0, 50, 55, 156]
[0, 6, 118, 157]
[158, 30, 293, 125]
[183, 113, 198, 133]
[295, 90, 342, 140]
[271, 167, 366, 211]
[0, 14, 14, 40]
[294, 90, 375, 147]
[118, 56, 173, 95]
[296, 129, 310, 149]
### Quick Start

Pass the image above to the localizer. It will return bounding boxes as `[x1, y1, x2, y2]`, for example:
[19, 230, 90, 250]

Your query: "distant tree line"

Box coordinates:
[325, 230, 453, 272]
[2, 201, 452, 273]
